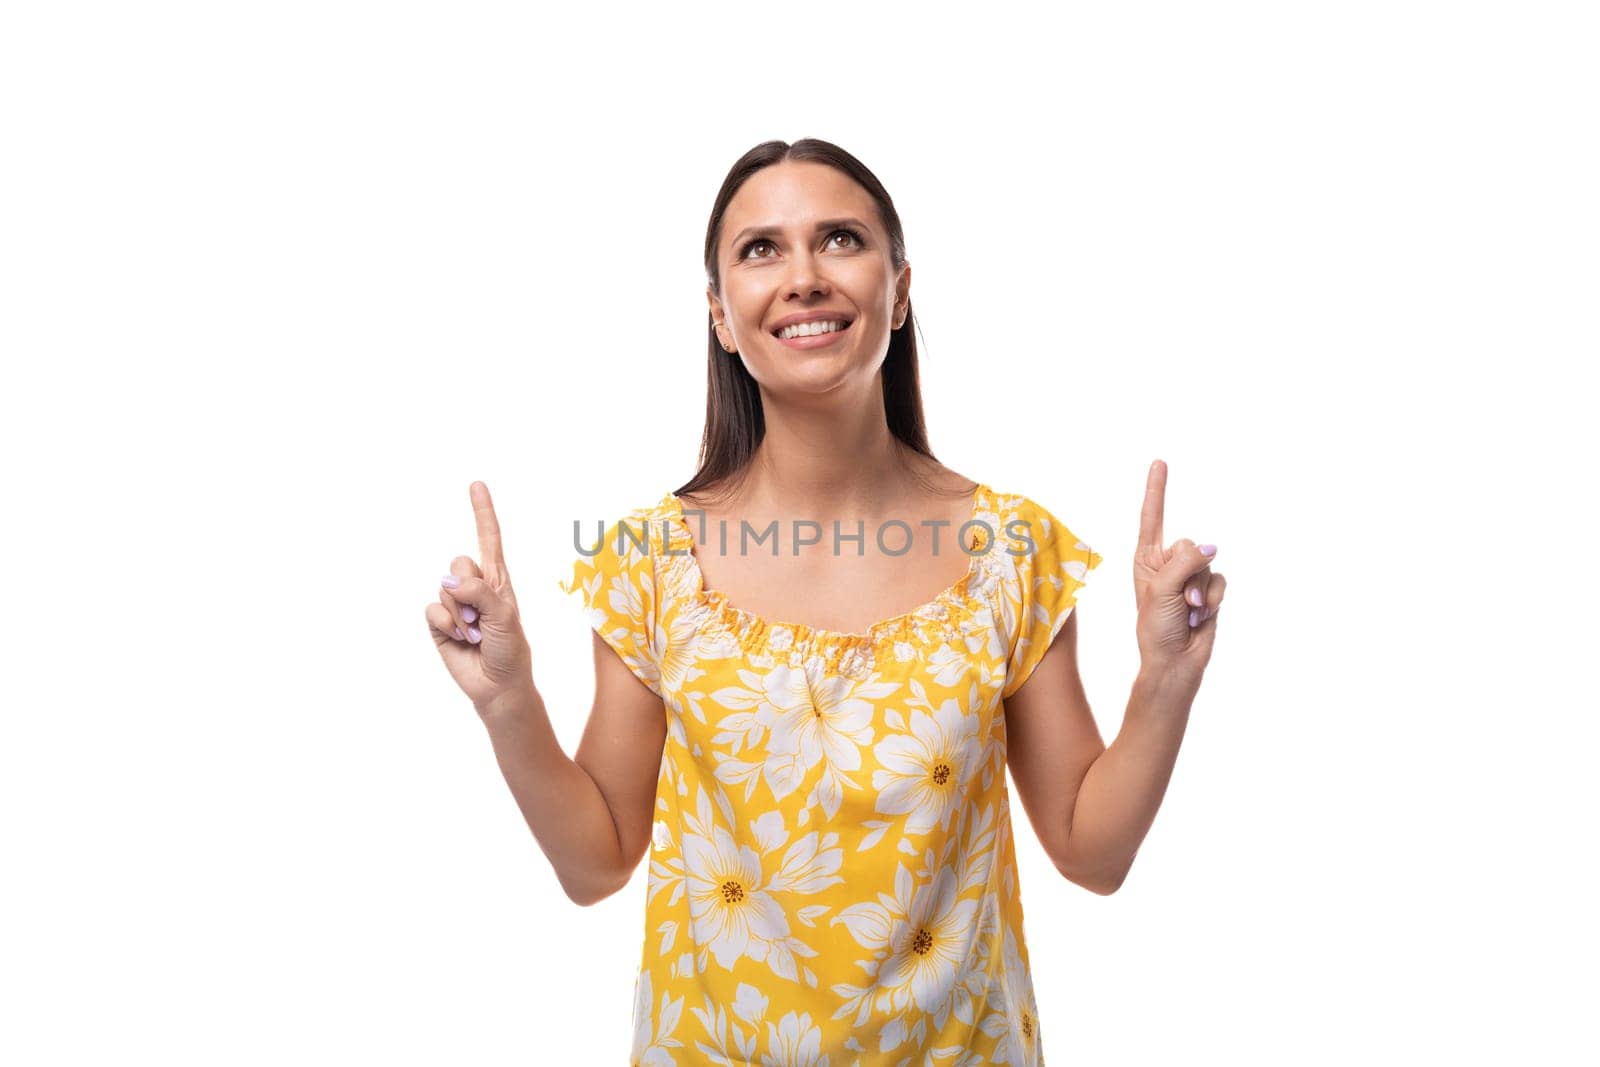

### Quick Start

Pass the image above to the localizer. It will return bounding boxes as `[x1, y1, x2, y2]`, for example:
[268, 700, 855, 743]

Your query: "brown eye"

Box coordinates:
[742, 239, 776, 259]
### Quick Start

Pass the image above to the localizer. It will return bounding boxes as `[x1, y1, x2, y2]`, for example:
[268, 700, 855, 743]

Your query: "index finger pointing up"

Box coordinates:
[1139, 459, 1167, 548]
[470, 480, 505, 572]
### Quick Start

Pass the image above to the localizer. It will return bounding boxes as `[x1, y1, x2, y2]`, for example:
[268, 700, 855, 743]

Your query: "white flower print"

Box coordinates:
[670, 786, 838, 988]
[660, 602, 740, 699]
[571, 488, 1098, 1063]
[712, 663, 889, 819]
[765, 829, 845, 895]
[566, 565, 663, 691]
[988, 925, 1042, 1066]
[956, 598, 1009, 683]
[683, 825, 791, 970]
[871, 698, 981, 834]
[760, 1010, 830, 1067]
[630, 969, 684, 1066]
[831, 865, 979, 1051]
[762, 666, 878, 818]
[877, 866, 978, 1016]
[836, 644, 872, 678]
[732, 982, 769, 1029]
[924, 641, 977, 688]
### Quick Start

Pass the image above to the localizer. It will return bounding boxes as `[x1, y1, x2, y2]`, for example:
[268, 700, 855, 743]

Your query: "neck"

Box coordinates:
[741, 382, 919, 515]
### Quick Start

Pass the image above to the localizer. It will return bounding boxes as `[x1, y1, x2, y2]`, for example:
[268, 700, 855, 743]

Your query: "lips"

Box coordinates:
[772, 322, 851, 341]
[773, 319, 854, 349]
[768, 313, 856, 337]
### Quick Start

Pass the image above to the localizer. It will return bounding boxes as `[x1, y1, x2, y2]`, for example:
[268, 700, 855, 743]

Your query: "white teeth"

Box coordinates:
[777, 319, 847, 340]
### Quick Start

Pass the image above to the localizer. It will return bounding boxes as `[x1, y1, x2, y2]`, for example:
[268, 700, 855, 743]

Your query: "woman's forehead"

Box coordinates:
[724, 161, 876, 234]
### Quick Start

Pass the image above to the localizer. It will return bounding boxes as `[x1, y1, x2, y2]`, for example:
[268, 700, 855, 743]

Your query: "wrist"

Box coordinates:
[1134, 659, 1201, 706]
[476, 679, 540, 725]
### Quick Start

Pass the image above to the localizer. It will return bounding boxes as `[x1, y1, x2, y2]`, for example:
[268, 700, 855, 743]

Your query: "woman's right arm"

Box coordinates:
[425, 482, 664, 907]
[477, 636, 666, 907]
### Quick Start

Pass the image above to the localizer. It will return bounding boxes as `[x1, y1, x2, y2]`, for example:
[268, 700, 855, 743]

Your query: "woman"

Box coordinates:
[425, 138, 1226, 1064]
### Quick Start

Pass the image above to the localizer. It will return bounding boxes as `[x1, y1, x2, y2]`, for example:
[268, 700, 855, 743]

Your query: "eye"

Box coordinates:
[828, 226, 865, 250]
[738, 227, 867, 260]
[740, 238, 776, 260]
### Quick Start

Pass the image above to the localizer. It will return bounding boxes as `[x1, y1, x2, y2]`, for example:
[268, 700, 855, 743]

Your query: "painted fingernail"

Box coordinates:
[1188, 588, 1202, 607]
[461, 605, 478, 624]
[1198, 544, 1217, 558]
[1203, 607, 1213, 621]
[1188, 608, 1199, 627]
[454, 626, 465, 639]
[467, 626, 482, 644]
[441, 574, 461, 588]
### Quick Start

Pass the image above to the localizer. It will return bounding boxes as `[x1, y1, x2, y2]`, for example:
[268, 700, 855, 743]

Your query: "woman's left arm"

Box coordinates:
[1005, 459, 1225, 895]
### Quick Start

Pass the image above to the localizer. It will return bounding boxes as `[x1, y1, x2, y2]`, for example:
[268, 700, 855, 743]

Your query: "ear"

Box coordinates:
[894, 262, 912, 326]
[700, 287, 726, 326]
[706, 285, 733, 352]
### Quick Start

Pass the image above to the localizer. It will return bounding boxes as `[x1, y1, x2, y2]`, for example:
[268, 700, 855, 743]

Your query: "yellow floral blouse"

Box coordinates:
[558, 483, 1102, 1066]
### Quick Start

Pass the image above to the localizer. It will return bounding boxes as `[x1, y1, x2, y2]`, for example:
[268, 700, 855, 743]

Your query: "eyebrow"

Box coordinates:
[727, 217, 872, 251]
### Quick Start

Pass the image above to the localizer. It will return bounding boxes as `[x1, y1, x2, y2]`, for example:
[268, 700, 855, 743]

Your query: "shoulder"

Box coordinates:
[984, 486, 1061, 543]
[600, 493, 680, 542]
[563, 492, 680, 580]
[981, 487, 1100, 581]
[902, 451, 981, 499]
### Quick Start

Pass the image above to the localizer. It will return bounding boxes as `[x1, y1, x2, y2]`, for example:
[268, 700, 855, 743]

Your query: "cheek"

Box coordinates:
[840, 265, 895, 312]
[721, 282, 766, 330]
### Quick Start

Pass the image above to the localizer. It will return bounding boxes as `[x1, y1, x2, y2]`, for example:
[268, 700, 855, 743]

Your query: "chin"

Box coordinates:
[768, 361, 878, 398]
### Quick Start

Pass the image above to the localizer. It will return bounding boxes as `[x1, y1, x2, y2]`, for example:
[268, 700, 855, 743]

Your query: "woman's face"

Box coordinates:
[708, 160, 910, 396]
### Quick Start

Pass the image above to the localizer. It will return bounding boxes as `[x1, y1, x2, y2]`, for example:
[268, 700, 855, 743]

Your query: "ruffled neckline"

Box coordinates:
[654, 482, 1004, 665]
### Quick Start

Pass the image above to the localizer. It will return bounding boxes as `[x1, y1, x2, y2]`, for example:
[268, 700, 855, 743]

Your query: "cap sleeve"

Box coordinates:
[557, 508, 665, 697]
[999, 498, 1104, 701]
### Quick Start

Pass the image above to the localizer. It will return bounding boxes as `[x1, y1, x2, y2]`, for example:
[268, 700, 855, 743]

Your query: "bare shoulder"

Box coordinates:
[901, 450, 980, 498]
[675, 483, 734, 519]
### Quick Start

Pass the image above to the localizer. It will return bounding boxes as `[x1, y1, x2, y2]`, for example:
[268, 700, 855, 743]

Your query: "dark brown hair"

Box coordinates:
[673, 139, 944, 503]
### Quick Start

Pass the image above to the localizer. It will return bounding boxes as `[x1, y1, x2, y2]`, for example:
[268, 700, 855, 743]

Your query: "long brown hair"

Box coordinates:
[673, 139, 944, 503]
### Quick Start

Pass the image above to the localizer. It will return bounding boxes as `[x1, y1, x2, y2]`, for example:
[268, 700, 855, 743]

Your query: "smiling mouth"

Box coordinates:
[771, 318, 855, 341]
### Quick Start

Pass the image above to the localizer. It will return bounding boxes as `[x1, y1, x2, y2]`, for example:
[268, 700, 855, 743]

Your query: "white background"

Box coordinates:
[3, 1, 1595, 1063]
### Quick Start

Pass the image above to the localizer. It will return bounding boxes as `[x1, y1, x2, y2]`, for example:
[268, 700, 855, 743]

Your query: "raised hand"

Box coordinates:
[424, 481, 535, 715]
[1133, 459, 1227, 685]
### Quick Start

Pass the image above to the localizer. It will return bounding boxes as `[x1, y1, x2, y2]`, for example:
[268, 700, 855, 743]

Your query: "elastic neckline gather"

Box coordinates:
[659, 482, 997, 655]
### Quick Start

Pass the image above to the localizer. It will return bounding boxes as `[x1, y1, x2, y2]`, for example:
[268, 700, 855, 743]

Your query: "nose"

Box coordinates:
[783, 248, 830, 301]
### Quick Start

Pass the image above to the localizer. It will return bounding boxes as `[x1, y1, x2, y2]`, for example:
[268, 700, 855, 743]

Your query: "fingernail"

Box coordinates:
[1188, 607, 1199, 627]
[467, 626, 482, 644]
[1198, 544, 1217, 558]
[441, 574, 461, 588]
[1203, 607, 1214, 621]
[1188, 588, 1202, 607]
[461, 605, 478, 624]
[454, 626, 465, 640]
